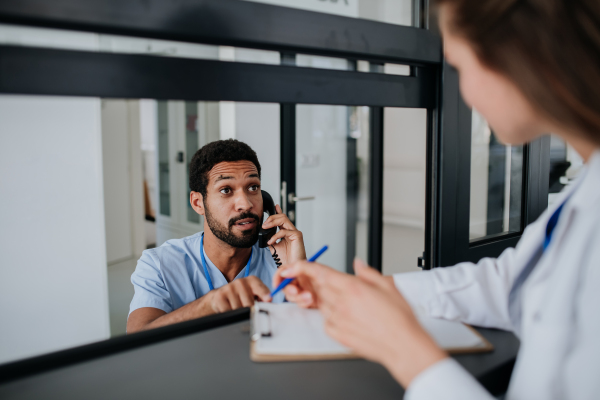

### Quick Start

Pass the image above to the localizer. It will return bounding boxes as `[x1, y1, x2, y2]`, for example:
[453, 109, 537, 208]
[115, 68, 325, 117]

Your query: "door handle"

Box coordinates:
[288, 193, 315, 205]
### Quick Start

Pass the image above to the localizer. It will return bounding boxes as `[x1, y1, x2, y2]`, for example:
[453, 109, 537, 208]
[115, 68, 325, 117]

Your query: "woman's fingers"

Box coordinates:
[354, 258, 383, 284]
[354, 258, 397, 291]
[278, 260, 320, 279]
[272, 264, 294, 287]
[273, 261, 338, 307]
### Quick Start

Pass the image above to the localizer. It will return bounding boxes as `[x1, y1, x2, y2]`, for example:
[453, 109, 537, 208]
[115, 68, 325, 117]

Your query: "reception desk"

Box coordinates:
[0, 309, 519, 399]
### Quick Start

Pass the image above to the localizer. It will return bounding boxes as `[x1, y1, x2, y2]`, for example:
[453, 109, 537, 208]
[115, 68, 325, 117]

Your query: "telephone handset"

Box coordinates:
[259, 190, 282, 267]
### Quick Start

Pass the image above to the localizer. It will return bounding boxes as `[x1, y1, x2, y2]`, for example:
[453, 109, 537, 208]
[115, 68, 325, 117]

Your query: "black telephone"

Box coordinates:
[259, 190, 282, 267]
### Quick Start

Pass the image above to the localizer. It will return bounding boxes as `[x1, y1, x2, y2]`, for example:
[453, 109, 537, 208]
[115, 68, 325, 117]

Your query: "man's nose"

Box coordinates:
[234, 191, 253, 211]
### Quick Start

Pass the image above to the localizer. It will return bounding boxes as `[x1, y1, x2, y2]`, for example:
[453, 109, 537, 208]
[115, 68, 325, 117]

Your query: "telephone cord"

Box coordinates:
[270, 245, 282, 268]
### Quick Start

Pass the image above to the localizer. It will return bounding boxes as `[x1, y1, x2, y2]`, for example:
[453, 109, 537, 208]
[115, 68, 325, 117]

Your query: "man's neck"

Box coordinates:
[202, 227, 252, 283]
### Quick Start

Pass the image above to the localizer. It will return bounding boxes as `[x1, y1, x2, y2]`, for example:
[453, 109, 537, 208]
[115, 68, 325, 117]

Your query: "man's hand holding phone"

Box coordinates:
[261, 204, 306, 265]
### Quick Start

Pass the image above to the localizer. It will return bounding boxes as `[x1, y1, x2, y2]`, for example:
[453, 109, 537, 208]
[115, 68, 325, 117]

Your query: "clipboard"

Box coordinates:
[250, 306, 359, 362]
[250, 303, 493, 363]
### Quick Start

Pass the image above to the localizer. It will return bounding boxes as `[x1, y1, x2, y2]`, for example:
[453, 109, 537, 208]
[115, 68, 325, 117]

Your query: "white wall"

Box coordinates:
[381, 108, 427, 274]
[0, 96, 110, 364]
[383, 108, 427, 229]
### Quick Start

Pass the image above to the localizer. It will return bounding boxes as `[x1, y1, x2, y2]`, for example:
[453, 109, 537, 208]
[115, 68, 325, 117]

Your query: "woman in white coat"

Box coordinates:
[272, 0, 600, 398]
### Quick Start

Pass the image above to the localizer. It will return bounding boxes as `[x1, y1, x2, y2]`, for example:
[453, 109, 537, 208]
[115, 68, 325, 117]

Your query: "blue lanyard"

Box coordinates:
[544, 201, 567, 251]
[200, 234, 252, 291]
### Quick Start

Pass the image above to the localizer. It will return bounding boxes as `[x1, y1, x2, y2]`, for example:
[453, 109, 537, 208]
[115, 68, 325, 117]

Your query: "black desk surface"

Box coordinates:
[0, 317, 519, 400]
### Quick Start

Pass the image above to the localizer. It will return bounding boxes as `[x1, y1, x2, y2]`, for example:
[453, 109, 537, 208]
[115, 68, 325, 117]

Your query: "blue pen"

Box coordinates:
[269, 245, 328, 298]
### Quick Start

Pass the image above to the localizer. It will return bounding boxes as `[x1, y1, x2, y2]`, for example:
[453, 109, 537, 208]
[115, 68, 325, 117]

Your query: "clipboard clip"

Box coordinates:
[251, 309, 272, 341]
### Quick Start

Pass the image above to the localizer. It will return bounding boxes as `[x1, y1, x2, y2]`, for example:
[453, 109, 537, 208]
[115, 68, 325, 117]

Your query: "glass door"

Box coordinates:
[287, 104, 370, 273]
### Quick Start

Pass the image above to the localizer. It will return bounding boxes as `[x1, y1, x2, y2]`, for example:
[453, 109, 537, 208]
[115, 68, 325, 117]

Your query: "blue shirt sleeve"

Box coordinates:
[129, 249, 174, 315]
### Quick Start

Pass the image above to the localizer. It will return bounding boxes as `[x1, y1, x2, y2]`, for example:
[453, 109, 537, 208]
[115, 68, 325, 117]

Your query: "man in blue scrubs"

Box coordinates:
[127, 139, 306, 333]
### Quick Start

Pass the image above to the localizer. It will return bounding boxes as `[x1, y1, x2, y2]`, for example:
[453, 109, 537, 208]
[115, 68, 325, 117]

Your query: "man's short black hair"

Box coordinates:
[189, 139, 261, 197]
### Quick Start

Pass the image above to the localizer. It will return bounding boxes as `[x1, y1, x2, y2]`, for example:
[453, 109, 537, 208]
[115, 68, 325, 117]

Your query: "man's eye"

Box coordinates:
[220, 188, 231, 194]
[249, 185, 259, 192]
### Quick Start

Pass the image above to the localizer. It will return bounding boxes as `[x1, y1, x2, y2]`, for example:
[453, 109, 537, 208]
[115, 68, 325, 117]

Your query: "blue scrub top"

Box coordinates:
[129, 232, 284, 315]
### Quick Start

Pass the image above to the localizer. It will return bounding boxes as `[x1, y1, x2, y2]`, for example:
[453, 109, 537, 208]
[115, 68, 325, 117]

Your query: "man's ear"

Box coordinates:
[190, 191, 205, 216]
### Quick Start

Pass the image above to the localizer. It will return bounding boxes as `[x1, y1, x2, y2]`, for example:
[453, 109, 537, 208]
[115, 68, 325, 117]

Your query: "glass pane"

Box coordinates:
[548, 135, 584, 207]
[469, 110, 523, 241]
[382, 108, 427, 274]
[296, 104, 369, 273]
[242, 0, 414, 26]
[157, 100, 170, 217]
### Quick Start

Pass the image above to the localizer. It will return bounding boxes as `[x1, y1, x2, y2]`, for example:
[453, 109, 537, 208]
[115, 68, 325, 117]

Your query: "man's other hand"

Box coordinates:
[203, 276, 271, 314]
[127, 276, 271, 334]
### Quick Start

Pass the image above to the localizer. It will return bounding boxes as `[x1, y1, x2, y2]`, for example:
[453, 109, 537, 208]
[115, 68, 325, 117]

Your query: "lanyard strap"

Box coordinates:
[200, 234, 252, 291]
[543, 201, 567, 251]
[508, 187, 577, 332]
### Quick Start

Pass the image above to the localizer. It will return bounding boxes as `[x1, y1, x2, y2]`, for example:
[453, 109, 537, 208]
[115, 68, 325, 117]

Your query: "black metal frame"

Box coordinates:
[0, 45, 435, 107]
[368, 105, 385, 269]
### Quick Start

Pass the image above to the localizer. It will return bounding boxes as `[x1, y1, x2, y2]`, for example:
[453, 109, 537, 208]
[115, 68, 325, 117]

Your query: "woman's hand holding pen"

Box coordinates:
[272, 259, 448, 389]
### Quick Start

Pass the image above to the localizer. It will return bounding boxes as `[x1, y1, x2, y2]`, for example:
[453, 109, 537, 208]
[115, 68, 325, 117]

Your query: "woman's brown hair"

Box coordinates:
[434, 0, 600, 144]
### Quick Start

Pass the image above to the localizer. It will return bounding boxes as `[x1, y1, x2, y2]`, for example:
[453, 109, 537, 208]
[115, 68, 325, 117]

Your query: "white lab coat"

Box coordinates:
[394, 150, 600, 400]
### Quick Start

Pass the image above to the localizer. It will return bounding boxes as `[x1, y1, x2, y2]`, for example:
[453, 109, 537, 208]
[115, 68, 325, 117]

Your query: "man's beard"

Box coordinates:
[204, 202, 260, 248]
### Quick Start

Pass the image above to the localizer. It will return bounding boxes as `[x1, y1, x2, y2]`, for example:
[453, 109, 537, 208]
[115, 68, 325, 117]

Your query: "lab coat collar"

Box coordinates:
[567, 150, 600, 213]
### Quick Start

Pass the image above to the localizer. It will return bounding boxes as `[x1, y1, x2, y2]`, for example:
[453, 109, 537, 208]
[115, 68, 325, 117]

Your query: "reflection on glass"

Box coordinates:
[296, 104, 369, 273]
[157, 101, 170, 217]
[470, 111, 523, 241]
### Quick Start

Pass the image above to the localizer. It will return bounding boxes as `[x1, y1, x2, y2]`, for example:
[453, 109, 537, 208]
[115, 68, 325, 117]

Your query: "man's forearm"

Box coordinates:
[137, 294, 214, 332]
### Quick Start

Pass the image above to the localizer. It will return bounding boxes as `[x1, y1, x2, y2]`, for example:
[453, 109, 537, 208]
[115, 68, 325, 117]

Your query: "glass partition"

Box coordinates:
[0, 0, 439, 368]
